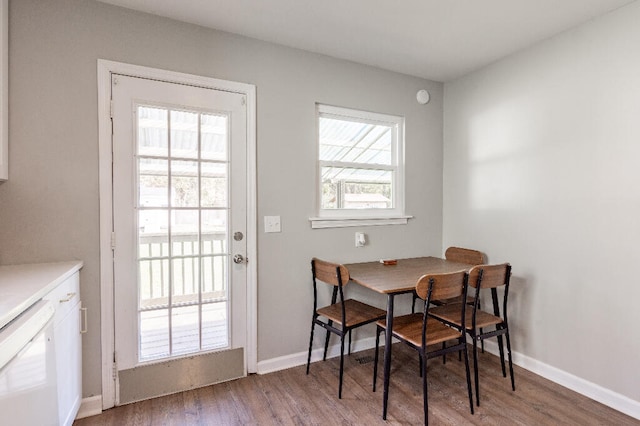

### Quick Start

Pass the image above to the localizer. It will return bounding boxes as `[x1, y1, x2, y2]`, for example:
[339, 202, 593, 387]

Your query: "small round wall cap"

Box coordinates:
[416, 89, 430, 105]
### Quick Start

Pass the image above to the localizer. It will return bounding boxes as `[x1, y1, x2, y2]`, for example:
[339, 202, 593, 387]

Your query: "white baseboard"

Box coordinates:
[257, 335, 380, 374]
[482, 340, 640, 421]
[75, 395, 103, 420]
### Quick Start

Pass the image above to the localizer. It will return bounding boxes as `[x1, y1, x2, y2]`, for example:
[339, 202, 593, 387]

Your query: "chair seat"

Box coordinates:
[429, 303, 503, 330]
[317, 299, 386, 328]
[376, 313, 462, 347]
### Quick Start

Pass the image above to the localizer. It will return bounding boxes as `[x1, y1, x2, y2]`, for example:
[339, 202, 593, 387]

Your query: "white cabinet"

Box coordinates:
[43, 271, 83, 426]
[0, 262, 83, 425]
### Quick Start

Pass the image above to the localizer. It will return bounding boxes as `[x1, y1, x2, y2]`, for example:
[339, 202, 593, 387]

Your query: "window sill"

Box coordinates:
[309, 215, 413, 229]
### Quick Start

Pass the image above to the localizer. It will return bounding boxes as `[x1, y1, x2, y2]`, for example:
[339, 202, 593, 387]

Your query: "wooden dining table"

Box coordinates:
[344, 256, 473, 420]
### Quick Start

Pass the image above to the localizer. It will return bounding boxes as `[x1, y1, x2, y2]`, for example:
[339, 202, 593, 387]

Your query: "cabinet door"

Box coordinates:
[55, 300, 82, 426]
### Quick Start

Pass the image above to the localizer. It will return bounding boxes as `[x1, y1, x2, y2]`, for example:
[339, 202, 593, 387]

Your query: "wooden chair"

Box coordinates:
[372, 271, 474, 425]
[412, 247, 484, 312]
[306, 258, 386, 399]
[429, 263, 515, 406]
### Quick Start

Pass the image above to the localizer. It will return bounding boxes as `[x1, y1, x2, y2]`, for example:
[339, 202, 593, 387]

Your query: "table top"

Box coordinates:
[345, 256, 472, 294]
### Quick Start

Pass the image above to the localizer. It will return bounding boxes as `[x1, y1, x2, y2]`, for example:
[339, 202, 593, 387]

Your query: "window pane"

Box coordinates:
[170, 111, 199, 159]
[171, 160, 199, 207]
[321, 166, 392, 210]
[139, 159, 168, 207]
[202, 255, 227, 302]
[139, 259, 169, 309]
[171, 306, 200, 355]
[172, 256, 199, 305]
[202, 210, 227, 255]
[138, 210, 169, 250]
[138, 106, 168, 157]
[202, 114, 228, 161]
[140, 309, 169, 361]
[319, 116, 392, 165]
[202, 302, 228, 350]
[201, 162, 227, 208]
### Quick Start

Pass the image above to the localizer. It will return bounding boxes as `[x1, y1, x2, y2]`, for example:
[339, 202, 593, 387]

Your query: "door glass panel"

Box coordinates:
[171, 160, 199, 207]
[170, 111, 199, 159]
[138, 158, 168, 208]
[202, 256, 227, 302]
[202, 210, 227, 255]
[140, 309, 169, 361]
[171, 306, 200, 355]
[138, 106, 168, 157]
[201, 162, 227, 208]
[201, 113, 228, 161]
[202, 302, 228, 349]
[172, 257, 199, 304]
[136, 104, 231, 362]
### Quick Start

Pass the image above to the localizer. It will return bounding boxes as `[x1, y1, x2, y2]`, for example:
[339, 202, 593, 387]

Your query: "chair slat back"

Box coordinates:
[468, 263, 510, 289]
[312, 258, 349, 287]
[445, 246, 485, 265]
[415, 270, 467, 301]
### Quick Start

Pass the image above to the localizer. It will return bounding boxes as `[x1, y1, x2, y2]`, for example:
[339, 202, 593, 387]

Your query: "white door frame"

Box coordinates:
[97, 59, 257, 410]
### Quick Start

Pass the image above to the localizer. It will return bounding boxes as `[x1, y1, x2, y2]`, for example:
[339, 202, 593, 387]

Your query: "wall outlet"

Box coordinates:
[264, 216, 281, 233]
[355, 232, 366, 248]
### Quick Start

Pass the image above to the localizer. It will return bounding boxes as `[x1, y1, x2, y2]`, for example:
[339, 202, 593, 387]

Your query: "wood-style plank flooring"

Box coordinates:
[75, 344, 639, 425]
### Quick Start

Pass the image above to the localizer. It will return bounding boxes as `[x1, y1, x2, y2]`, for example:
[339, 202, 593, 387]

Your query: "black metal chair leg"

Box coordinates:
[373, 326, 381, 391]
[473, 336, 480, 406]
[348, 329, 352, 355]
[323, 320, 333, 361]
[505, 329, 515, 391]
[497, 333, 506, 377]
[442, 342, 446, 364]
[421, 350, 428, 425]
[306, 318, 315, 374]
[463, 342, 474, 414]
[338, 334, 345, 399]
[480, 327, 485, 352]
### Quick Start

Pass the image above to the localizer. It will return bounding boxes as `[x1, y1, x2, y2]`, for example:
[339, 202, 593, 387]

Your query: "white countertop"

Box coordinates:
[0, 261, 83, 329]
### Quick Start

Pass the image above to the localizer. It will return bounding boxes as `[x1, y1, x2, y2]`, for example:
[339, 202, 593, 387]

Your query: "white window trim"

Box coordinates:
[310, 104, 411, 229]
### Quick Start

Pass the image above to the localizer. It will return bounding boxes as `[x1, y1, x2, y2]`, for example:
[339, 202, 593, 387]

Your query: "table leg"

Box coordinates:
[382, 293, 395, 420]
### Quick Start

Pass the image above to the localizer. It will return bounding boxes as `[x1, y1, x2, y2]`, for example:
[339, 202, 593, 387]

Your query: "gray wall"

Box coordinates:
[444, 1, 640, 404]
[0, 0, 443, 397]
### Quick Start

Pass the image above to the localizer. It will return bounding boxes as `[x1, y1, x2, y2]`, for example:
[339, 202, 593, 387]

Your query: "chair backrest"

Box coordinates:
[311, 258, 350, 287]
[468, 263, 510, 289]
[415, 270, 467, 302]
[468, 263, 512, 325]
[445, 246, 484, 265]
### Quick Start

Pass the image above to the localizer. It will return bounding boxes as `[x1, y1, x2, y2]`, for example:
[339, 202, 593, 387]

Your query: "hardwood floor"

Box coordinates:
[75, 344, 639, 425]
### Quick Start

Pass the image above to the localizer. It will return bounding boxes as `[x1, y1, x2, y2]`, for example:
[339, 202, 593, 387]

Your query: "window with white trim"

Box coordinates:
[311, 104, 408, 228]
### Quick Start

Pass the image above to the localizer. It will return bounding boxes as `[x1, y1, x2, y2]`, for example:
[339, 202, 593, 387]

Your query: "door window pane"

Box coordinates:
[140, 309, 169, 361]
[201, 114, 228, 161]
[202, 302, 228, 349]
[170, 111, 199, 159]
[138, 106, 168, 157]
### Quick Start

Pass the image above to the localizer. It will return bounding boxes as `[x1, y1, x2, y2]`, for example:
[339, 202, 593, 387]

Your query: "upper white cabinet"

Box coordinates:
[0, 0, 7, 181]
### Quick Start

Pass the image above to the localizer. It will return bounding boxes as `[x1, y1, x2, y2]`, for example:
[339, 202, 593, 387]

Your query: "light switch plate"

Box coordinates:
[264, 216, 281, 233]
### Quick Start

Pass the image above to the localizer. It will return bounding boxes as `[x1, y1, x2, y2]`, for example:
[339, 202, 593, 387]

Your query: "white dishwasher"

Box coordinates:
[0, 300, 59, 425]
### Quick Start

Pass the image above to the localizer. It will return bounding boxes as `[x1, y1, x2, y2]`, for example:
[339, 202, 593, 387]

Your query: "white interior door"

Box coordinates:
[111, 74, 248, 404]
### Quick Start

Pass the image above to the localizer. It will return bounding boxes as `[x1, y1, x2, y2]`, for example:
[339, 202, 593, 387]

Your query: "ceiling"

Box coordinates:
[97, 0, 636, 82]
